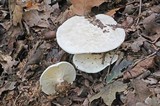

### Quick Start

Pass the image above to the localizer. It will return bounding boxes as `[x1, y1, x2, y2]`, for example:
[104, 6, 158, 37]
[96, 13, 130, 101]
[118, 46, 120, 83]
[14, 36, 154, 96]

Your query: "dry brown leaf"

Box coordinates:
[55, 9, 75, 24]
[125, 92, 137, 106]
[83, 98, 89, 106]
[121, 16, 134, 28]
[89, 81, 127, 106]
[125, 79, 152, 106]
[132, 79, 152, 102]
[23, 10, 49, 27]
[106, 8, 121, 16]
[9, 0, 16, 17]
[0, 81, 16, 95]
[0, 52, 18, 73]
[123, 4, 135, 15]
[16, 0, 40, 10]
[25, 1, 40, 10]
[23, 3, 59, 27]
[151, 5, 160, 13]
[0, 10, 8, 21]
[43, 30, 56, 40]
[130, 36, 146, 52]
[143, 13, 160, 35]
[13, 5, 23, 26]
[123, 56, 156, 80]
[70, 0, 106, 15]
[156, 41, 160, 47]
[145, 96, 160, 106]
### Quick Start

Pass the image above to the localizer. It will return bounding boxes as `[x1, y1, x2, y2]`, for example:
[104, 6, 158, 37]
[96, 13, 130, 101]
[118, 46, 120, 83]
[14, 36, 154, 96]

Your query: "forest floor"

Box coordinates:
[0, 0, 160, 106]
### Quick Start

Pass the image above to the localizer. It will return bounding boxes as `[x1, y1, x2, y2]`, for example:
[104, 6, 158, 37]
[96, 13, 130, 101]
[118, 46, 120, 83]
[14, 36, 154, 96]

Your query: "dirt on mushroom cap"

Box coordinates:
[56, 14, 126, 54]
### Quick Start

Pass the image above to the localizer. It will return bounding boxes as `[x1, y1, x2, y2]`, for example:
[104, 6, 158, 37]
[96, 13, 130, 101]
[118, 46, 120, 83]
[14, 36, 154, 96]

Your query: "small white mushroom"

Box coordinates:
[57, 14, 125, 54]
[40, 62, 76, 95]
[73, 52, 118, 73]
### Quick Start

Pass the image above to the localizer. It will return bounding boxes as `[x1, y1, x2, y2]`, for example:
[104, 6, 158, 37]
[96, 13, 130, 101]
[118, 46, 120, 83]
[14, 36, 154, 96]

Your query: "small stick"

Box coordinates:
[102, 52, 107, 64]
[136, 0, 142, 25]
[107, 53, 115, 75]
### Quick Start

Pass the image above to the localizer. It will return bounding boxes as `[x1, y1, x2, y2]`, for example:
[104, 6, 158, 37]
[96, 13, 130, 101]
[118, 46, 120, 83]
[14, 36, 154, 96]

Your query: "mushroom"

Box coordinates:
[40, 62, 76, 95]
[57, 14, 125, 54]
[73, 52, 118, 73]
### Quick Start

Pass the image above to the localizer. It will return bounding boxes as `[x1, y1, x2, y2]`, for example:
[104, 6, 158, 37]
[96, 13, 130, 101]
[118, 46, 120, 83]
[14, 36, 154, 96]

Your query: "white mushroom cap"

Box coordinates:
[73, 52, 118, 73]
[40, 62, 76, 95]
[57, 14, 125, 54]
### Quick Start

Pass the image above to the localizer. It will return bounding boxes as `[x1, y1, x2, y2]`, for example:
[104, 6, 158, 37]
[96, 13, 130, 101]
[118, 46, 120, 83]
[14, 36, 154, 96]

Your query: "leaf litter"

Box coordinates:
[0, 0, 160, 106]
[89, 80, 127, 106]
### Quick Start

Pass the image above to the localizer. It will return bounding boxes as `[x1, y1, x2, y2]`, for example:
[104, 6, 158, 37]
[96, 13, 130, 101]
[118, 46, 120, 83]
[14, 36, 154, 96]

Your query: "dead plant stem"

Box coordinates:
[136, 0, 142, 25]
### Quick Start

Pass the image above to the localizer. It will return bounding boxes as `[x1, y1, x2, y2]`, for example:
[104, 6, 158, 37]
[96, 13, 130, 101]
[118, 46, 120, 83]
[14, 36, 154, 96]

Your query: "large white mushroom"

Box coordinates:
[40, 62, 76, 95]
[57, 14, 125, 54]
[73, 52, 118, 73]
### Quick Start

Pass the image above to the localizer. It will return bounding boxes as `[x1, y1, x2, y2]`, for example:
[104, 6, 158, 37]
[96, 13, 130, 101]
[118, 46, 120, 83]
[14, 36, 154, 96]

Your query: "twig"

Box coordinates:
[136, 0, 142, 25]
[106, 48, 120, 75]
[102, 52, 107, 64]
[13, 92, 22, 106]
[107, 54, 114, 75]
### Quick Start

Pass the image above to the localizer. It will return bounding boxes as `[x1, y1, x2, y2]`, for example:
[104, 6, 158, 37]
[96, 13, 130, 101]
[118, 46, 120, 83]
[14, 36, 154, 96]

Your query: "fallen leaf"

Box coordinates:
[136, 102, 148, 106]
[23, 3, 59, 27]
[151, 5, 160, 13]
[106, 8, 121, 16]
[125, 79, 152, 106]
[0, 21, 12, 33]
[0, 52, 18, 73]
[50, 50, 66, 63]
[43, 30, 56, 40]
[70, 0, 106, 15]
[142, 77, 158, 85]
[106, 59, 132, 83]
[12, 41, 25, 59]
[89, 81, 127, 106]
[155, 50, 160, 66]
[92, 83, 104, 92]
[121, 16, 134, 27]
[152, 71, 160, 79]
[13, 5, 23, 26]
[145, 96, 160, 106]
[0, 10, 8, 21]
[56, 97, 72, 106]
[123, 4, 135, 15]
[83, 98, 89, 106]
[123, 56, 156, 80]
[7, 26, 22, 54]
[27, 46, 44, 65]
[9, 0, 16, 20]
[0, 81, 16, 95]
[132, 79, 152, 102]
[125, 92, 137, 106]
[130, 36, 146, 52]
[143, 13, 160, 35]
[24, 1, 40, 10]
[23, 10, 49, 27]
[55, 9, 75, 25]
[16, 0, 40, 10]
[156, 41, 160, 47]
